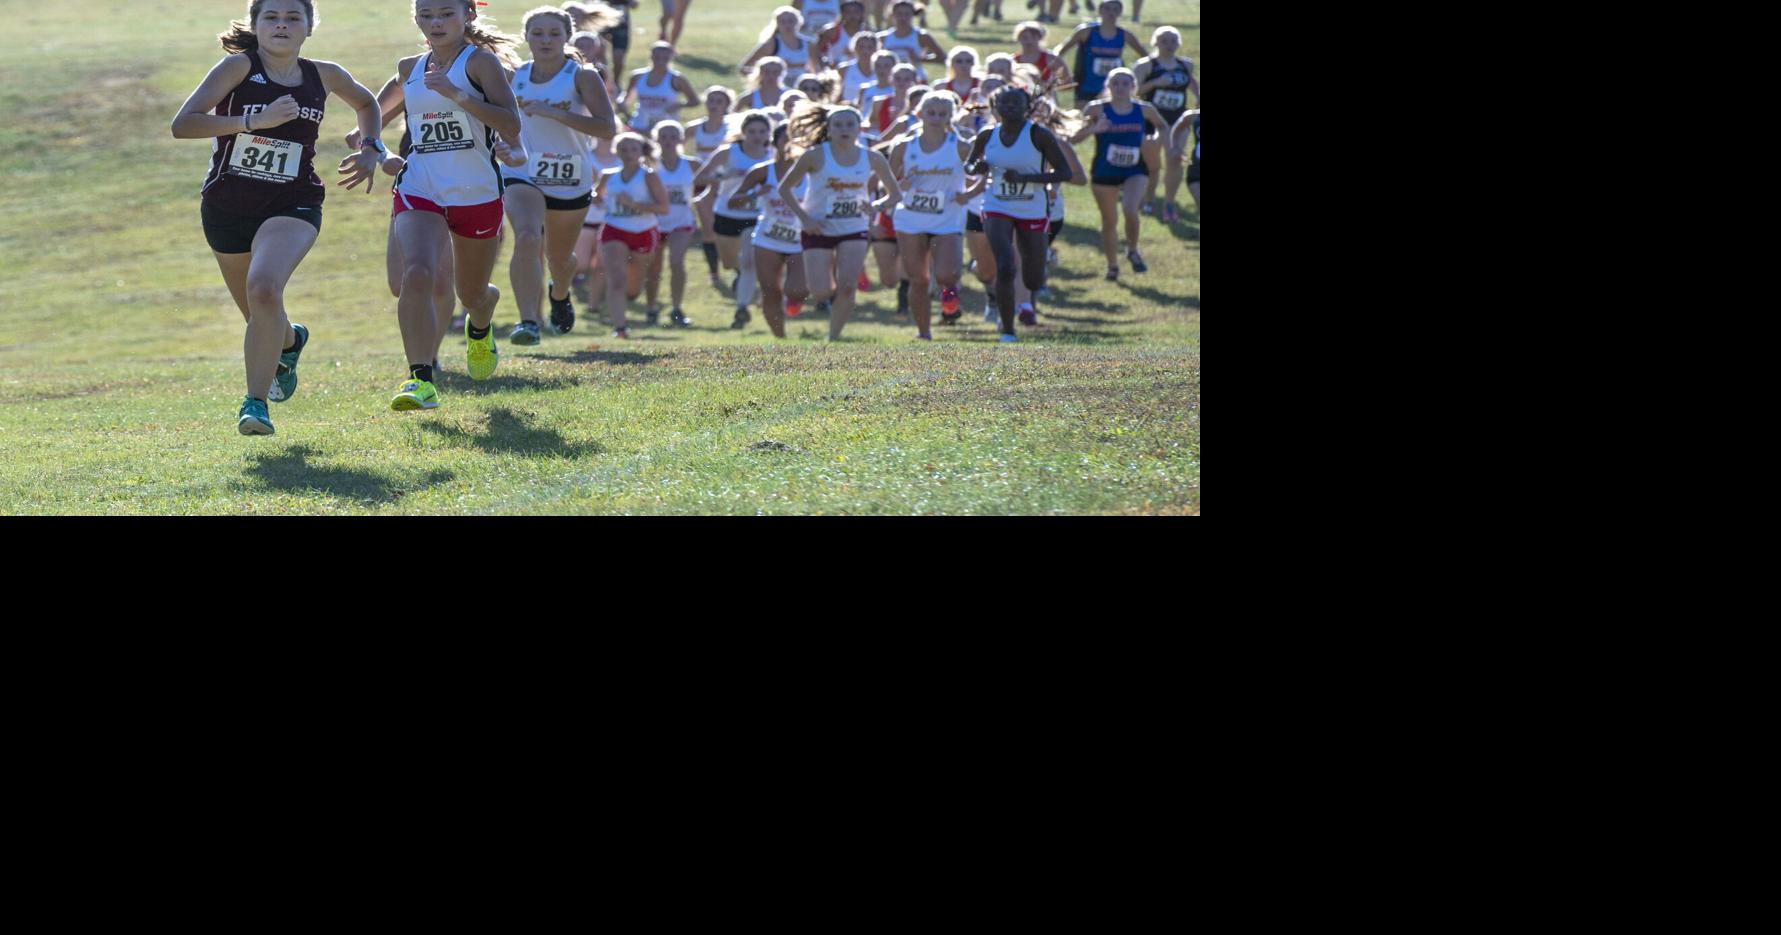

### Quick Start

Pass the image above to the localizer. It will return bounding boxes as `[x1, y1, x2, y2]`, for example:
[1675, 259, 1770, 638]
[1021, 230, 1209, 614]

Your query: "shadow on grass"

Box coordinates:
[434, 370, 587, 394]
[245, 444, 453, 503]
[418, 407, 602, 458]
[561, 350, 662, 366]
[1117, 283, 1200, 310]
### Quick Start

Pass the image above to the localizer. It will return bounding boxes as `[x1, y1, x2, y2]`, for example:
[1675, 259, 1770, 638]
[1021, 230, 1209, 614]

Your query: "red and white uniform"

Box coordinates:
[600, 164, 660, 251]
[751, 161, 807, 254]
[799, 141, 872, 236]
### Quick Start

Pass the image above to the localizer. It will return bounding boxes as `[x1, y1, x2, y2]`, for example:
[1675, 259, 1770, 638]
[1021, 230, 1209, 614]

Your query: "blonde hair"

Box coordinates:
[1014, 20, 1047, 43]
[613, 129, 657, 163]
[562, 1, 623, 33]
[651, 119, 684, 144]
[219, 0, 316, 54]
[415, 1, 523, 69]
[758, 6, 806, 43]
[984, 53, 1014, 76]
[1151, 26, 1181, 48]
[947, 46, 979, 70]
[745, 56, 787, 93]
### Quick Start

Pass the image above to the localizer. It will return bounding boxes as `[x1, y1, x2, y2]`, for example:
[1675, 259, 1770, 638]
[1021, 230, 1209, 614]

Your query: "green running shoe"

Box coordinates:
[238, 396, 274, 435]
[390, 377, 439, 411]
[268, 323, 308, 403]
[466, 321, 499, 380]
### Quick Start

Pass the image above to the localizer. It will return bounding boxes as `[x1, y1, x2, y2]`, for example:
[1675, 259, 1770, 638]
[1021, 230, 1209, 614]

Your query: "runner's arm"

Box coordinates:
[1019, 127, 1075, 186]
[170, 55, 256, 138]
[729, 163, 769, 210]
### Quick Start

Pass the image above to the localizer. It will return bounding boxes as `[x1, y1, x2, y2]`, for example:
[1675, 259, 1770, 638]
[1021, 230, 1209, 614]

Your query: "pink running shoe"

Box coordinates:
[785, 300, 802, 318]
[1017, 303, 1037, 326]
[857, 271, 871, 291]
[940, 286, 960, 314]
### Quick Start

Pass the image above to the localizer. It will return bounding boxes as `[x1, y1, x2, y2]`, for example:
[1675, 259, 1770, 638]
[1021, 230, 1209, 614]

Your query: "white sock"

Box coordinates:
[737, 270, 758, 308]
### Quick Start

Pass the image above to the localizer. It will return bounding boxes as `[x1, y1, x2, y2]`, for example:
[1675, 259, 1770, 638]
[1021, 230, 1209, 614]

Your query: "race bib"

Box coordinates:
[669, 188, 690, 206]
[996, 180, 1032, 201]
[532, 152, 582, 188]
[764, 221, 799, 243]
[1108, 144, 1141, 168]
[906, 192, 943, 214]
[892, 47, 913, 63]
[610, 194, 640, 217]
[229, 134, 301, 183]
[1093, 55, 1121, 77]
[827, 197, 865, 219]
[414, 112, 473, 153]
[1154, 90, 1187, 110]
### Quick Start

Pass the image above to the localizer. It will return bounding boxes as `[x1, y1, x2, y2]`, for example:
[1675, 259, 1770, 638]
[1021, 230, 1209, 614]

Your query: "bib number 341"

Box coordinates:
[229, 134, 300, 183]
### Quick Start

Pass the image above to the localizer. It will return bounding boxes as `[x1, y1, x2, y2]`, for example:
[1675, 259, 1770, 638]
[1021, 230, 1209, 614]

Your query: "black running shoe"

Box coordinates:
[1128, 250, 1148, 274]
[669, 308, 692, 328]
[896, 279, 911, 316]
[731, 307, 751, 329]
[645, 306, 660, 327]
[548, 285, 575, 334]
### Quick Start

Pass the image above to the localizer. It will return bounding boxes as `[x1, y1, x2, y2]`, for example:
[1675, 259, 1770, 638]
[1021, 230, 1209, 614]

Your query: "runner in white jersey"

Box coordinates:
[798, 0, 843, 36]
[594, 131, 670, 338]
[964, 83, 1073, 341]
[571, 136, 620, 307]
[687, 86, 736, 291]
[729, 122, 809, 337]
[734, 58, 787, 114]
[623, 41, 700, 131]
[779, 102, 902, 340]
[692, 112, 774, 328]
[388, 0, 525, 407]
[815, 0, 868, 68]
[641, 121, 700, 328]
[854, 51, 897, 113]
[875, 0, 945, 81]
[743, 8, 818, 86]
[502, 6, 619, 346]
[837, 34, 880, 102]
[889, 91, 974, 339]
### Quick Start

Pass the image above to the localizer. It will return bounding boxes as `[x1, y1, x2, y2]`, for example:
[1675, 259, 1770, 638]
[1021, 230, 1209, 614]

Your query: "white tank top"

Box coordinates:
[690, 116, 731, 158]
[752, 161, 808, 251]
[801, 0, 841, 36]
[629, 69, 680, 130]
[800, 141, 872, 236]
[772, 34, 814, 84]
[716, 142, 772, 219]
[842, 62, 874, 104]
[656, 154, 696, 230]
[893, 132, 966, 234]
[876, 28, 930, 80]
[981, 122, 1046, 220]
[830, 27, 861, 68]
[398, 45, 499, 206]
[582, 149, 621, 223]
[504, 60, 593, 198]
[746, 88, 782, 112]
[600, 164, 658, 232]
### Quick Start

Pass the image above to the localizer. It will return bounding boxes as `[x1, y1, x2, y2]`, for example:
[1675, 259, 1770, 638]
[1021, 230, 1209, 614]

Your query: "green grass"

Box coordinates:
[0, 0, 1199, 514]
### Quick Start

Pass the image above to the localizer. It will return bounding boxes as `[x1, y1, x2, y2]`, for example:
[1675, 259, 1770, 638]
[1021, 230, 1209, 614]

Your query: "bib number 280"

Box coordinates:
[229, 134, 300, 183]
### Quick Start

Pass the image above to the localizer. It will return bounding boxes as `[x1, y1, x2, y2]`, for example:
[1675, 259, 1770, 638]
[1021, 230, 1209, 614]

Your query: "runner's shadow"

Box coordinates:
[434, 370, 587, 394]
[1117, 283, 1200, 310]
[243, 444, 454, 503]
[671, 53, 730, 73]
[418, 407, 602, 458]
[561, 350, 660, 366]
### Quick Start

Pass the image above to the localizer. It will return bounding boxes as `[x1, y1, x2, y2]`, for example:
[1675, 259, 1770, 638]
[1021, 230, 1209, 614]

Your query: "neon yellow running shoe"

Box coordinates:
[465, 321, 500, 381]
[390, 377, 439, 411]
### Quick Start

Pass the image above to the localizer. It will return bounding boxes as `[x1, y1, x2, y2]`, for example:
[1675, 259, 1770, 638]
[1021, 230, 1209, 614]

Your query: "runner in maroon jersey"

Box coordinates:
[171, 0, 383, 436]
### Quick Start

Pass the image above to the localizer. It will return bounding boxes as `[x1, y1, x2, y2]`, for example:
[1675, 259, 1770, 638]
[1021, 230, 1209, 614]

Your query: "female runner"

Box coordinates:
[876, 0, 946, 82]
[1011, 20, 1069, 88]
[594, 131, 670, 337]
[728, 121, 808, 338]
[383, 0, 524, 412]
[742, 9, 817, 87]
[623, 40, 700, 132]
[687, 86, 736, 291]
[1052, 0, 1144, 108]
[779, 102, 902, 341]
[796, 0, 843, 37]
[692, 112, 774, 327]
[889, 90, 974, 340]
[814, 1, 869, 69]
[172, 0, 382, 434]
[734, 57, 788, 113]
[836, 33, 881, 104]
[1069, 67, 1169, 279]
[933, 46, 979, 100]
[503, 5, 617, 346]
[641, 120, 699, 327]
[1132, 26, 1197, 220]
[855, 50, 898, 112]
[570, 133, 621, 308]
[963, 83, 1073, 341]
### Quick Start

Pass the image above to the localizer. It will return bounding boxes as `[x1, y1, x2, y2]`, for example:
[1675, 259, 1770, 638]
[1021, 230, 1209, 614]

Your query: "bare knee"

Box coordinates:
[246, 274, 284, 309]
[906, 268, 930, 291]
[403, 262, 438, 292]
[514, 229, 543, 254]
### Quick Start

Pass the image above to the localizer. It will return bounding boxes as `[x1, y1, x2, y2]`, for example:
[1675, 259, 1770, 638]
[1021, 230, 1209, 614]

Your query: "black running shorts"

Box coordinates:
[712, 214, 758, 237]
[201, 202, 322, 255]
[501, 177, 595, 211]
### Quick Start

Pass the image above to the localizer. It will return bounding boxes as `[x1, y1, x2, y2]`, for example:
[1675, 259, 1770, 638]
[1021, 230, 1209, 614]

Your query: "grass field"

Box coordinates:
[0, 0, 1199, 514]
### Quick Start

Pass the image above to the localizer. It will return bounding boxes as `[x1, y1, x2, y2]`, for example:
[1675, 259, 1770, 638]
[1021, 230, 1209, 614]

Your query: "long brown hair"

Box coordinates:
[787, 100, 861, 156]
[562, 1, 623, 33]
[219, 0, 317, 54]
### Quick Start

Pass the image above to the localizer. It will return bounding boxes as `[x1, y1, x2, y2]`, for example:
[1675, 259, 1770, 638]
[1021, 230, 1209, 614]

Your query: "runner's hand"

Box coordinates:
[521, 99, 561, 122]
[254, 95, 302, 130]
[493, 138, 528, 168]
[381, 154, 406, 176]
[344, 128, 365, 149]
[422, 58, 463, 103]
[336, 149, 378, 192]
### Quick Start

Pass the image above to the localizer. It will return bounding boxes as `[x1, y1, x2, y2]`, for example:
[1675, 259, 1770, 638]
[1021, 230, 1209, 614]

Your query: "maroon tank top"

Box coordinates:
[201, 50, 327, 215]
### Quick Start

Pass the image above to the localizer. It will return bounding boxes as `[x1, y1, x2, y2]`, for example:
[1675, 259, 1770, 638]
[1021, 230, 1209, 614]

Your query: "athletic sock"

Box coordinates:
[410, 364, 434, 384]
[467, 322, 490, 340]
[737, 270, 758, 308]
[282, 327, 304, 353]
[702, 242, 720, 276]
